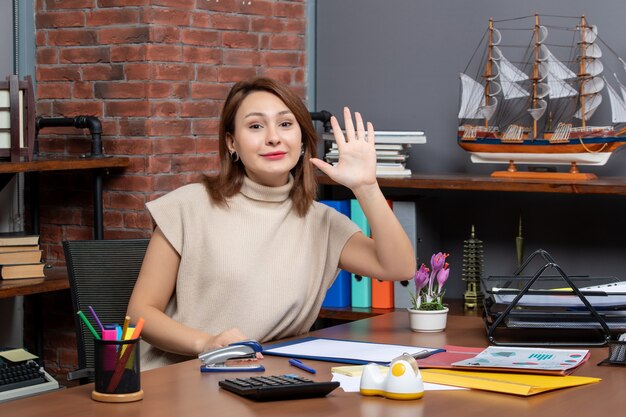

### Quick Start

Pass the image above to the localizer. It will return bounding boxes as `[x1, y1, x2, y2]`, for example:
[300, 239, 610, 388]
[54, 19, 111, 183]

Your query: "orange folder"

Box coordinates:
[371, 200, 394, 309]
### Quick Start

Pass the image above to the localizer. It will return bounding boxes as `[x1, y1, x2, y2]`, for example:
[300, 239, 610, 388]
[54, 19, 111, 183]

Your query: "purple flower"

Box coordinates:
[430, 252, 449, 273]
[436, 263, 450, 290]
[414, 264, 429, 292]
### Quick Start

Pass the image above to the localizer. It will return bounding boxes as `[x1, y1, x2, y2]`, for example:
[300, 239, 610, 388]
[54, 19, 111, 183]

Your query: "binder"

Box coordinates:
[392, 201, 417, 308]
[371, 199, 394, 309]
[319, 200, 352, 308]
[350, 199, 371, 308]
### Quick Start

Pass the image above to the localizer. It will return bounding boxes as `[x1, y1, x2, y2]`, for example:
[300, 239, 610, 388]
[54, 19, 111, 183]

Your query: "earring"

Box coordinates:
[300, 146, 305, 156]
[230, 151, 240, 162]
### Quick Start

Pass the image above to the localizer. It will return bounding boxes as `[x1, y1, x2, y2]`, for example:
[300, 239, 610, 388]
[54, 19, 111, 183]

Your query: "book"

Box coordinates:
[322, 131, 427, 145]
[0, 250, 42, 265]
[0, 263, 46, 280]
[0, 244, 39, 253]
[0, 232, 40, 247]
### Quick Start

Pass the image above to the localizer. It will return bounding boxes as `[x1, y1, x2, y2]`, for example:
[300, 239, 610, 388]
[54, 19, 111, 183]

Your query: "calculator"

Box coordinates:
[218, 374, 340, 401]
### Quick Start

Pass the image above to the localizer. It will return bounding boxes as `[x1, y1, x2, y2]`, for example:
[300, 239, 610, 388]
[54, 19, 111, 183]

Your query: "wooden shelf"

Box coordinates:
[318, 299, 473, 321]
[0, 267, 69, 299]
[0, 155, 129, 174]
[318, 306, 397, 321]
[317, 172, 626, 195]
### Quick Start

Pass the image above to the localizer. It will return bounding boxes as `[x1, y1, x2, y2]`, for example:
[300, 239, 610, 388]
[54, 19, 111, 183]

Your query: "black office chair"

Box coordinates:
[63, 239, 149, 382]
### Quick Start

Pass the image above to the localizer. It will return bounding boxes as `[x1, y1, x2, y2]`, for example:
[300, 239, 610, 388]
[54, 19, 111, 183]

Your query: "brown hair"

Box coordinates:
[203, 77, 318, 216]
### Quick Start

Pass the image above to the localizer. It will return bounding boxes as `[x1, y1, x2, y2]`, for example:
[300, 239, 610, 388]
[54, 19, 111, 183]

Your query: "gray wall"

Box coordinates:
[316, 0, 626, 298]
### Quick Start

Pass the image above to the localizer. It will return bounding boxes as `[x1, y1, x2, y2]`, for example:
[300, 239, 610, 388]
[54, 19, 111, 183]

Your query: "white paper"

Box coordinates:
[265, 339, 440, 364]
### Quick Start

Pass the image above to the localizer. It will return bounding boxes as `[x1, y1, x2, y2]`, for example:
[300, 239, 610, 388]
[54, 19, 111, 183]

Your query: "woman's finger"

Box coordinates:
[354, 112, 366, 141]
[330, 115, 346, 148]
[343, 106, 355, 142]
[367, 121, 375, 144]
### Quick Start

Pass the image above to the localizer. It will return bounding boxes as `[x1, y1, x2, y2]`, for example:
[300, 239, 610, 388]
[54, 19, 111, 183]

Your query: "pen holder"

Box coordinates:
[92, 338, 144, 402]
[598, 339, 626, 367]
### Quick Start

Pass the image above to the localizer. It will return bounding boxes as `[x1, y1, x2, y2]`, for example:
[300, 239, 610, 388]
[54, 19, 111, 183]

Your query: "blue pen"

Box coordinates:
[288, 358, 316, 374]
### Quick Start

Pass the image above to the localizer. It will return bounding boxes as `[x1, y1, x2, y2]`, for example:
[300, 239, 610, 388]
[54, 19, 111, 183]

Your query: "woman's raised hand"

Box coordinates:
[310, 107, 377, 191]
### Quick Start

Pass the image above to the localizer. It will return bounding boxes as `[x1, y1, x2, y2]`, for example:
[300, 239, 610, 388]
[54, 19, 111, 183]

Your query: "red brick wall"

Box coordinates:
[32, 0, 308, 380]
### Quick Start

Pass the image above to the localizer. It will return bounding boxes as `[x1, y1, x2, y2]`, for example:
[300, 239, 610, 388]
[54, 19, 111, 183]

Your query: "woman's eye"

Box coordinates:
[280, 121, 293, 128]
[249, 123, 262, 129]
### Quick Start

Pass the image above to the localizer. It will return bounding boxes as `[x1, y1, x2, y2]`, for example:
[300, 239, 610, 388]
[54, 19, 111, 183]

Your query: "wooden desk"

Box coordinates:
[3, 313, 624, 416]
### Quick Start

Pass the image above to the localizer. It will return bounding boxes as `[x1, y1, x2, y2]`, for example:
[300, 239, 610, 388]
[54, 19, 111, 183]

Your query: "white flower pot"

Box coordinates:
[407, 307, 449, 332]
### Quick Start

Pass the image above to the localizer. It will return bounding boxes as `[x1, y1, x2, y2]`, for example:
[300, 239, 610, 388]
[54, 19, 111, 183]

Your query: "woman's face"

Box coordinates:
[229, 91, 303, 187]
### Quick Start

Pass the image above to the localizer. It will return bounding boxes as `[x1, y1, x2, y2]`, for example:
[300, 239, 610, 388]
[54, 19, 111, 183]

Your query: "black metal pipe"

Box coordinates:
[310, 110, 332, 132]
[35, 116, 104, 157]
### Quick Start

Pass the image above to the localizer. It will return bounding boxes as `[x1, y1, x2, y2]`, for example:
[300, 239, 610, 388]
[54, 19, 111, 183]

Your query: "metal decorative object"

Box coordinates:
[462, 225, 484, 310]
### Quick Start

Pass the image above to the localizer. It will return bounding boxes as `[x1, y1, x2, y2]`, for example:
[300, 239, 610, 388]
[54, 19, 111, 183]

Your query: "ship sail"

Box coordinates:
[538, 44, 577, 99]
[574, 23, 605, 122]
[606, 80, 626, 123]
[492, 47, 530, 99]
[458, 73, 498, 120]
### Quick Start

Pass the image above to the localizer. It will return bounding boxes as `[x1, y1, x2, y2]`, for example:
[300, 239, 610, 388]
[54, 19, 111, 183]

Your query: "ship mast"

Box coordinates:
[484, 18, 494, 129]
[579, 15, 587, 130]
[532, 14, 540, 139]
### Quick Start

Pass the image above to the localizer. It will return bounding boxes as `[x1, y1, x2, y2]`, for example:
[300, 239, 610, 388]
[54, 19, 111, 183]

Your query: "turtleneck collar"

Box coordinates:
[240, 174, 294, 202]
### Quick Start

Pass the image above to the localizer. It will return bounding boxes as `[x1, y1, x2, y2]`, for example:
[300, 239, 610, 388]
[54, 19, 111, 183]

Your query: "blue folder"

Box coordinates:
[262, 337, 445, 365]
[319, 200, 352, 308]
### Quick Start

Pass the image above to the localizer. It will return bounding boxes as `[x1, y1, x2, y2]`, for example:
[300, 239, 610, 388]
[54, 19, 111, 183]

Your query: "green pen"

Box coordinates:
[77, 310, 101, 340]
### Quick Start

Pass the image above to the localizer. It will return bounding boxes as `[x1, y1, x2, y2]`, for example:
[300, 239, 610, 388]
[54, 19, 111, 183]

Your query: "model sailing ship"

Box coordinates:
[458, 14, 626, 178]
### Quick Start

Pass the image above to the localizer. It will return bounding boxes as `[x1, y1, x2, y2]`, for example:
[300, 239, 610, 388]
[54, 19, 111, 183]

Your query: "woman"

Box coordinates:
[128, 77, 416, 370]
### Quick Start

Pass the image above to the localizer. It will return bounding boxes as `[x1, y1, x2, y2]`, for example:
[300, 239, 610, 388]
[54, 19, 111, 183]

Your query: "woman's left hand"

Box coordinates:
[310, 107, 377, 191]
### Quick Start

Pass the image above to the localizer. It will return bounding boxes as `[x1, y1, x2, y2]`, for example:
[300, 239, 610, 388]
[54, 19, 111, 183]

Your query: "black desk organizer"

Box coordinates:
[482, 249, 626, 347]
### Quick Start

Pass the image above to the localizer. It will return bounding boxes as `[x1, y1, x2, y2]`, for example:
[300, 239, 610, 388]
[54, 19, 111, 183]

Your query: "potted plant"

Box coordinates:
[407, 252, 450, 332]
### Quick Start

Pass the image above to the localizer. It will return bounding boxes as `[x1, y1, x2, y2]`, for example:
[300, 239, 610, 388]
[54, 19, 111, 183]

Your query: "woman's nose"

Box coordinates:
[265, 126, 281, 145]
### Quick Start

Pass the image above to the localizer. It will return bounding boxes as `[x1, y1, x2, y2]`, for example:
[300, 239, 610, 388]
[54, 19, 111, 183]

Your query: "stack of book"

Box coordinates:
[0, 232, 45, 280]
[322, 131, 427, 177]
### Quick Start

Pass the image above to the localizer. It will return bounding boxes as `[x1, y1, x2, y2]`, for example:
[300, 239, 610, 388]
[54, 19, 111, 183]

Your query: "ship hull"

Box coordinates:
[457, 134, 626, 166]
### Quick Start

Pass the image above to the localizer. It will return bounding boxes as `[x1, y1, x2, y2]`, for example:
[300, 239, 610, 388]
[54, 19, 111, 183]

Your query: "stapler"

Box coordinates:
[199, 340, 265, 372]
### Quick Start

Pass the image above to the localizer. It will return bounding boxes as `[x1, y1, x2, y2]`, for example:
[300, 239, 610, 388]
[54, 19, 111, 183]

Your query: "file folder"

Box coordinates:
[350, 199, 371, 308]
[393, 201, 417, 308]
[371, 199, 394, 308]
[319, 200, 352, 308]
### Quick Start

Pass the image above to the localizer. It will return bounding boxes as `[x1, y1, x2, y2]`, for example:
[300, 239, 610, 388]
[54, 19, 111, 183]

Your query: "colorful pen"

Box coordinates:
[77, 310, 101, 340]
[288, 358, 316, 374]
[88, 305, 105, 332]
[121, 315, 131, 340]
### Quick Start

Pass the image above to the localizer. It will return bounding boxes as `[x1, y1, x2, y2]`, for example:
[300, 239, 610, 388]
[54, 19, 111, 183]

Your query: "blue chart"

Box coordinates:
[528, 353, 554, 361]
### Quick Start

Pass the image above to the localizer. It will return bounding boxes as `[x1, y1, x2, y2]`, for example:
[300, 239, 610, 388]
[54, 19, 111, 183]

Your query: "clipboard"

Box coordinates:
[262, 337, 444, 365]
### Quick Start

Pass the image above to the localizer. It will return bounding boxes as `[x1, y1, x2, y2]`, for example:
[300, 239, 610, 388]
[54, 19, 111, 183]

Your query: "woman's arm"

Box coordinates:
[127, 227, 249, 356]
[310, 107, 416, 281]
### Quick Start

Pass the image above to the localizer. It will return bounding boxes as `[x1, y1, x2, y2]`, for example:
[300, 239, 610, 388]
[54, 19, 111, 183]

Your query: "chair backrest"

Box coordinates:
[63, 239, 149, 373]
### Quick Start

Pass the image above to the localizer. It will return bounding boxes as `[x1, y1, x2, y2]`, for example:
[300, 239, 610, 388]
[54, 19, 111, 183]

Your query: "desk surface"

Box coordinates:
[0, 267, 69, 299]
[2, 312, 625, 417]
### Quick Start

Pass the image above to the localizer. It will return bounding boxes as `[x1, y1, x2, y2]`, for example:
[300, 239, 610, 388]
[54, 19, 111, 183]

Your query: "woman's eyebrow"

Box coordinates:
[243, 110, 293, 119]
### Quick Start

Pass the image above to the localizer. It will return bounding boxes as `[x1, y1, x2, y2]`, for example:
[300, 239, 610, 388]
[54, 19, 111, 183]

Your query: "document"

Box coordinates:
[451, 346, 589, 375]
[263, 337, 444, 365]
